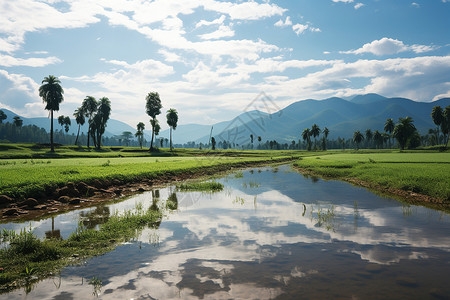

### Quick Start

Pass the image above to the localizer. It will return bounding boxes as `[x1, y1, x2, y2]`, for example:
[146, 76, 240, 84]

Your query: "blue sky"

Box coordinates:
[0, 0, 449, 129]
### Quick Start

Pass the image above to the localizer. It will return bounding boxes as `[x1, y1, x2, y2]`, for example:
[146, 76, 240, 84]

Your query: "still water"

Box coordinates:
[2, 165, 450, 299]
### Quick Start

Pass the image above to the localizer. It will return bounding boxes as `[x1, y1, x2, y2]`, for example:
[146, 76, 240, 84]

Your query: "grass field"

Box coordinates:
[294, 151, 450, 201]
[0, 144, 304, 199]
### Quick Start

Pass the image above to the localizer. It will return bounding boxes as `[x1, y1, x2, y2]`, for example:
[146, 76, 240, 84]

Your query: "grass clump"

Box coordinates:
[177, 181, 224, 192]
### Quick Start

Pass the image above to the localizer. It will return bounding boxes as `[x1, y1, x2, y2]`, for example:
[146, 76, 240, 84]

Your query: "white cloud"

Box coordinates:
[0, 54, 62, 67]
[354, 3, 364, 9]
[411, 2, 420, 8]
[198, 25, 235, 40]
[274, 16, 292, 27]
[196, 15, 226, 28]
[292, 23, 320, 35]
[158, 49, 183, 63]
[258, 55, 450, 103]
[332, 0, 354, 3]
[0, 0, 102, 53]
[341, 37, 438, 55]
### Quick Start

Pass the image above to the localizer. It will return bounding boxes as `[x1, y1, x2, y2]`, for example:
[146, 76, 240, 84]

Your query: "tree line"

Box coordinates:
[1, 79, 449, 151]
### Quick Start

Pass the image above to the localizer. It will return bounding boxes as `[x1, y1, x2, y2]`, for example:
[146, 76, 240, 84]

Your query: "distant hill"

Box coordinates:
[162, 94, 450, 144]
[2, 94, 449, 144]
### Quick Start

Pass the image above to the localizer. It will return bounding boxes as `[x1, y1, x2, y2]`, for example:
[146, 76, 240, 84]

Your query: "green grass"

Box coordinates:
[177, 181, 224, 191]
[0, 144, 302, 199]
[294, 152, 450, 202]
[0, 205, 163, 292]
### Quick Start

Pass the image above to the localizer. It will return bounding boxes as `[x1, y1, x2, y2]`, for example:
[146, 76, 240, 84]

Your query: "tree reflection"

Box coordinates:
[167, 192, 178, 211]
[45, 216, 61, 240]
[151, 190, 160, 212]
[79, 206, 111, 230]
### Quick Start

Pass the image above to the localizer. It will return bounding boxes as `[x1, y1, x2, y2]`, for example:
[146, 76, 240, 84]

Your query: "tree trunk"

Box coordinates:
[75, 124, 80, 145]
[170, 127, 173, 151]
[149, 119, 155, 151]
[50, 110, 54, 152]
[87, 125, 90, 148]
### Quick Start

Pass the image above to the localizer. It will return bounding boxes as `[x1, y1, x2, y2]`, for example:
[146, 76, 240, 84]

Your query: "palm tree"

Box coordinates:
[135, 122, 145, 149]
[150, 118, 160, 148]
[81, 96, 97, 148]
[0, 110, 6, 123]
[166, 108, 178, 151]
[90, 97, 111, 149]
[365, 129, 373, 149]
[311, 124, 320, 149]
[63, 116, 71, 132]
[302, 128, 312, 151]
[39, 75, 64, 152]
[73, 107, 85, 145]
[384, 118, 394, 148]
[57, 115, 70, 132]
[322, 127, 329, 150]
[353, 131, 364, 150]
[373, 130, 383, 149]
[58, 115, 65, 131]
[393, 117, 416, 150]
[145, 92, 162, 151]
[431, 106, 443, 144]
[443, 105, 450, 147]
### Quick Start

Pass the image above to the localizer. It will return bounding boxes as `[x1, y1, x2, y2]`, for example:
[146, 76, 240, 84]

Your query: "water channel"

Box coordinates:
[1, 164, 449, 299]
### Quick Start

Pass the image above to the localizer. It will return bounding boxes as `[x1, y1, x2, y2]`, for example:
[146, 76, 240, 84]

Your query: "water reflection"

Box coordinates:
[1, 165, 449, 299]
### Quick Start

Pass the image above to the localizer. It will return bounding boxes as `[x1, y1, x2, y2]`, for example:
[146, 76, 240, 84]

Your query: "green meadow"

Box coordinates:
[0, 144, 302, 199]
[294, 151, 450, 202]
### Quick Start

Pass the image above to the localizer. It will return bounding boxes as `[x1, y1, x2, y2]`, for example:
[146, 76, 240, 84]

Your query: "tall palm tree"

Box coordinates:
[73, 107, 85, 145]
[135, 122, 145, 149]
[63, 116, 71, 133]
[443, 105, 450, 147]
[365, 129, 373, 149]
[384, 118, 394, 148]
[39, 75, 64, 152]
[145, 92, 162, 151]
[431, 106, 443, 144]
[58, 115, 65, 131]
[373, 130, 383, 149]
[81, 96, 97, 148]
[91, 97, 111, 149]
[310, 124, 320, 149]
[166, 108, 178, 151]
[302, 128, 311, 151]
[322, 127, 329, 150]
[353, 131, 364, 150]
[393, 117, 416, 150]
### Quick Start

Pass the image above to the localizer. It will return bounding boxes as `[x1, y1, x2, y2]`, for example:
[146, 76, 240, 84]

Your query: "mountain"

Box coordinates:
[160, 94, 449, 144]
[1, 94, 449, 144]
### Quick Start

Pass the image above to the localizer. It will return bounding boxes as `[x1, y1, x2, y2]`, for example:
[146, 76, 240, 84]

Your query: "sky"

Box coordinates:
[0, 0, 449, 130]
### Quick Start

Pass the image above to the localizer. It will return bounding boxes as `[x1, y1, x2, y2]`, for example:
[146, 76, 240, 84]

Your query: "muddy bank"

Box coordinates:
[0, 157, 296, 221]
[293, 166, 450, 211]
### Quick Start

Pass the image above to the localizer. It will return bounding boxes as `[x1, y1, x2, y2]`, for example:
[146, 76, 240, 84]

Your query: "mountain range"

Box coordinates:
[159, 93, 449, 144]
[1, 94, 449, 144]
